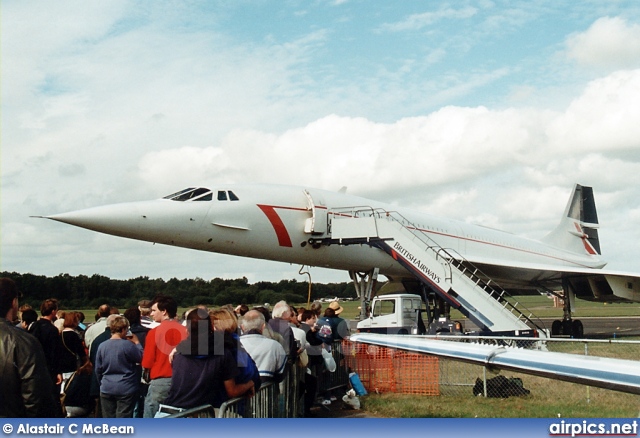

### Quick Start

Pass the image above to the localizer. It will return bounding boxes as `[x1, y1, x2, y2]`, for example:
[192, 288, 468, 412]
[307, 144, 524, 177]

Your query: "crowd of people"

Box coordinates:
[0, 277, 350, 418]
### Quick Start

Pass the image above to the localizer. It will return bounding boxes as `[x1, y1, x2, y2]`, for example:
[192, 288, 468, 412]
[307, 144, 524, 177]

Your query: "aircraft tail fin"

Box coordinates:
[541, 184, 601, 255]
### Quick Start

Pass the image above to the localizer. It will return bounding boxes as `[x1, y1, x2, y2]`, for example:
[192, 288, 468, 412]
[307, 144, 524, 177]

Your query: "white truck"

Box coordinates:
[356, 293, 463, 335]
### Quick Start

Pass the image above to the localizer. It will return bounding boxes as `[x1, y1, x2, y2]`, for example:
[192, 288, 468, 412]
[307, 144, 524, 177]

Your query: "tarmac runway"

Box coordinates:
[350, 316, 640, 338]
[461, 316, 640, 338]
[545, 316, 640, 338]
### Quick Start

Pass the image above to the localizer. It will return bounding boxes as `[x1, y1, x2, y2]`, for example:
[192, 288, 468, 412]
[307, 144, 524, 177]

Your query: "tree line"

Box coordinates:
[1, 271, 356, 311]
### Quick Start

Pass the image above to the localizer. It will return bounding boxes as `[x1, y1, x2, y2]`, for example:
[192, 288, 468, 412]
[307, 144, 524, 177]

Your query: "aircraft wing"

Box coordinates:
[349, 333, 640, 395]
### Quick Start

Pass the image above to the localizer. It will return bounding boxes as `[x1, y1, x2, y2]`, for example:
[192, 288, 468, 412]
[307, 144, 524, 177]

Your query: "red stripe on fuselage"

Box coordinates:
[257, 204, 328, 247]
[257, 204, 294, 247]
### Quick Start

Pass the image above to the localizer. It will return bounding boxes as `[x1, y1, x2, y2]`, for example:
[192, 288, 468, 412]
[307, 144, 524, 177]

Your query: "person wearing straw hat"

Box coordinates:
[326, 301, 349, 341]
[328, 301, 343, 315]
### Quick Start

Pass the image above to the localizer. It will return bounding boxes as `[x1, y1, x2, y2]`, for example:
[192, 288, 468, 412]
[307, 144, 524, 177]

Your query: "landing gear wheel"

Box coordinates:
[562, 319, 573, 336]
[572, 320, 584, 338]
[551, 320, 562, 336]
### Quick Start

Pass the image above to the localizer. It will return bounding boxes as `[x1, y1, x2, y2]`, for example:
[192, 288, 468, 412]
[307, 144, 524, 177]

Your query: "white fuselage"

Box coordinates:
[47, 184, 606, 286]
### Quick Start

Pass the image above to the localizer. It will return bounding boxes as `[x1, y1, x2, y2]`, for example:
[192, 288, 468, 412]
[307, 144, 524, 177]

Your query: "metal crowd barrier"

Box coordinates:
[322, 341, 350, 392]
[218, 381, 279, 418]
[218, 340, 349, 418]
[166, 404, 216, 418]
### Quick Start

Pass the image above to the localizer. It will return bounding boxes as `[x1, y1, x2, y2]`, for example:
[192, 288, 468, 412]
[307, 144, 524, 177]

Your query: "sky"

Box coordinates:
[3, 0, 640, 285]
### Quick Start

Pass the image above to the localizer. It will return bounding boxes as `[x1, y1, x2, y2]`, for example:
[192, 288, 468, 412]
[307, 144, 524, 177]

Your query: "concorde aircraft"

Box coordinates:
[42, 183, 640, 337]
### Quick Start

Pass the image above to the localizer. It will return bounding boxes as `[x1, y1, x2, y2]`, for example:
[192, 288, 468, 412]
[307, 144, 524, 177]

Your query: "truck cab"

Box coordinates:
[356, 293, 424, 334]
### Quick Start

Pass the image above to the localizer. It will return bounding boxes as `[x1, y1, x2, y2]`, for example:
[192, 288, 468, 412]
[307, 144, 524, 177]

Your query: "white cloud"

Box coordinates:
[548, 70, 640, 154]
[136, 105, 548, 197]
[565, 17, 640, 70]
[138, 146, 229, 193]
[1, 1, 130, 103]
[379, 6, 478, 32]
[135, 69, 640, 202]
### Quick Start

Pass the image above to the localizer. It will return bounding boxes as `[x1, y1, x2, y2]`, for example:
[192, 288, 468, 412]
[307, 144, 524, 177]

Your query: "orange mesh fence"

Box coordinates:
[342, 340, 440, 395]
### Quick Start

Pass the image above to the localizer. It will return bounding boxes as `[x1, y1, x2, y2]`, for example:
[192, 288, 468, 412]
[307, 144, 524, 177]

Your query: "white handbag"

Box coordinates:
[321, 348, 336, 372]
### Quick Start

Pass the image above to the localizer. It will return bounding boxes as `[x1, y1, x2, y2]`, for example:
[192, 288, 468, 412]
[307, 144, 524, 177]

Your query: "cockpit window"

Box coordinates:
[197, 192, 213, 201]
[217, 190, 239, 201]
[164, 187, 238, 202]
[164, 188, 195, 199]
[163, 187, 212, 202]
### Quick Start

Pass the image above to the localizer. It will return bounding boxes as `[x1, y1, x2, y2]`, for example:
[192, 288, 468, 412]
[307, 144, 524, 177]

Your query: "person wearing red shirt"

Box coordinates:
[141, 295, 187, 418]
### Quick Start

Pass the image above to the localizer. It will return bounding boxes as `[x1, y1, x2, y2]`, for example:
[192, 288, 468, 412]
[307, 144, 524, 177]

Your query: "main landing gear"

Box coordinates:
[550, 281, 584, 338]
[551, 318, 584, 338]
[350, 268, 379, 322]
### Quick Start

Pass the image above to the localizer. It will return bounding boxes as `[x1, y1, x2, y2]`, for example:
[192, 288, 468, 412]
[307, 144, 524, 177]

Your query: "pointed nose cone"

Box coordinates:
[46, 202, 142, 239]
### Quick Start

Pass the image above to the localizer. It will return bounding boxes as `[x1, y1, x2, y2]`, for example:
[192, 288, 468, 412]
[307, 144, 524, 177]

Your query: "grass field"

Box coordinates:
[362, 388, 640, 418]
[332, 296, 640, 418]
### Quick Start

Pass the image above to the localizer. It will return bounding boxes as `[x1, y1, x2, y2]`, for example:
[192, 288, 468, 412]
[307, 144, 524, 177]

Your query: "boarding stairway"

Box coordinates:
[325, 207, 546, 336]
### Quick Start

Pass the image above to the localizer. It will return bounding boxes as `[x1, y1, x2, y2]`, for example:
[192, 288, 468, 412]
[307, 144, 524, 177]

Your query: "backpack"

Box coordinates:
[315, 316, 333, 344]
[472, 375, 531, 398]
